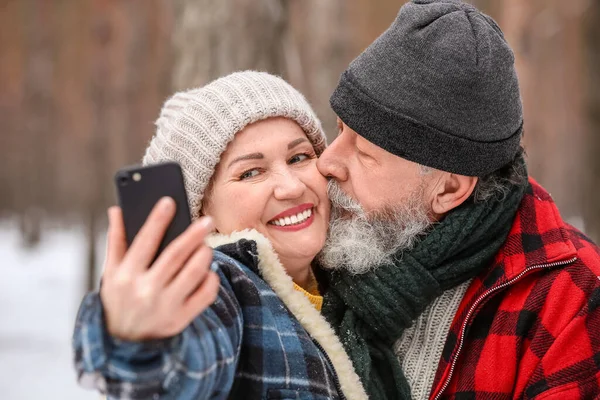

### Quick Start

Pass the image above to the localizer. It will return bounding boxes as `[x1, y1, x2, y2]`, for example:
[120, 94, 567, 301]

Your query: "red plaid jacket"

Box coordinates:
[430, 179, 600, 400]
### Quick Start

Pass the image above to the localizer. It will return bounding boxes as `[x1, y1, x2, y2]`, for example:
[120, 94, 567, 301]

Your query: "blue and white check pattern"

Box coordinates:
[73, 240, 342, 400]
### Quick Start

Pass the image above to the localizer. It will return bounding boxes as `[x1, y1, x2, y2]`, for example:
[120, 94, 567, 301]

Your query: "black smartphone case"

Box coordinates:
[115, 162, 191, 259]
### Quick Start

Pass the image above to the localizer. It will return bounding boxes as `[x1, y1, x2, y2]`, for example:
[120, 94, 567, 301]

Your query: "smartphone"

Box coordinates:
[114, 162, 191, 259]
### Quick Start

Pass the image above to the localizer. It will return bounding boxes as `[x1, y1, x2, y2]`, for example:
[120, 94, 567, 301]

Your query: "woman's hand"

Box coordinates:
[100, 197, 220, 341]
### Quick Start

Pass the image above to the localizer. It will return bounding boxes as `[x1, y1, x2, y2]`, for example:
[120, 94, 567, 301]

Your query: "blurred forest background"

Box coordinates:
[2, 0, 600, 317]
[1, 0, 599, 397]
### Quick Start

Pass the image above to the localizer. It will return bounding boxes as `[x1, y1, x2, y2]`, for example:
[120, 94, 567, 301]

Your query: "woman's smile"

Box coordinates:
[268, 203, 315, 231]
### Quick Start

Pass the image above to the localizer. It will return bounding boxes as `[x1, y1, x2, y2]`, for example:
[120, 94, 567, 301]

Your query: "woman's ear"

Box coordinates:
[430, 173, 478, 216]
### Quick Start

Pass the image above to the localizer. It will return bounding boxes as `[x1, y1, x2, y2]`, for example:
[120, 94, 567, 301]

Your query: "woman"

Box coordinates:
[72, 71, 367, 400]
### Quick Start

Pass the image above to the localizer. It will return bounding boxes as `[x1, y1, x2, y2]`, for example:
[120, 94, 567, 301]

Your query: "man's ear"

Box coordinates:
[430, 173, 478, 216]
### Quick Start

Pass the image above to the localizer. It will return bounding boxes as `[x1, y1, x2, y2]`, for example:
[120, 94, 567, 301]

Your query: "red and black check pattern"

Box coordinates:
[430, 179, 600, 400]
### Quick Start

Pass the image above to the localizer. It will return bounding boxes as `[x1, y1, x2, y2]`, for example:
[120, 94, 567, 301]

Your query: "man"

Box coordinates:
[316, 0, 600, 399]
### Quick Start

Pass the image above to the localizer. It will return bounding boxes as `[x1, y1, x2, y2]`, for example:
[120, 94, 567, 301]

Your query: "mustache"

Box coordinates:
[327, 180, 364, 215]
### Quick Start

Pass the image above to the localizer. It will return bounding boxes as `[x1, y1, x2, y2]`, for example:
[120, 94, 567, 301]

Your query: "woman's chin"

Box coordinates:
[271, 237, 325, 264]
[259, 218, 326, 262]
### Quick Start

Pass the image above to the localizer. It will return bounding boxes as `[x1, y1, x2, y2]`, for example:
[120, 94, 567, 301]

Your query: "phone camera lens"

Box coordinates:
[118, 175, 129, 186]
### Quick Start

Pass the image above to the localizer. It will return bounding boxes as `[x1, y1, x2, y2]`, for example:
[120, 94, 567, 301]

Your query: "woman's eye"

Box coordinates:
[240, 169, 260, 180]
[289, 153, 310, 164]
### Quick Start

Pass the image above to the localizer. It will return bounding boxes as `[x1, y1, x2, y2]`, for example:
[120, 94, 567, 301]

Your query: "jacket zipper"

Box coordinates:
[311, 337, 347, 400]
[432, 256, 578, 400]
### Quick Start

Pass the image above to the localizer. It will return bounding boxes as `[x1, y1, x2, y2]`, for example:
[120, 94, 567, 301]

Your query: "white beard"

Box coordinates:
[317, 180, 433, 275]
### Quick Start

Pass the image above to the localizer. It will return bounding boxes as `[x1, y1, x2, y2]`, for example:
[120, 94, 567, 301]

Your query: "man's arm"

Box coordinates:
[523, 289, 600, 399]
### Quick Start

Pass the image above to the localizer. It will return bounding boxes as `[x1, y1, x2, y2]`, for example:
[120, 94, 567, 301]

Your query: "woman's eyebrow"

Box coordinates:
[288, 138, 308, 149]
[227, 153, 263, 168]
[227, 138, 308, 168]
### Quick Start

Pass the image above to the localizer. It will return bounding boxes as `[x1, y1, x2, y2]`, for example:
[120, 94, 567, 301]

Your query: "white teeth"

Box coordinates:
[271, 208, 312, 227]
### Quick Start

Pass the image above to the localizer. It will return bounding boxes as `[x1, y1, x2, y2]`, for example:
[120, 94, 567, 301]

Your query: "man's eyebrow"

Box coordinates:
[288, 138, 309, 149]
[227, 153, 264, 168]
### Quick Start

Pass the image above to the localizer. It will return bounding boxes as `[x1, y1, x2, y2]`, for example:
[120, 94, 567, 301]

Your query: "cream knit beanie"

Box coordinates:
[143, 71, 326, 220]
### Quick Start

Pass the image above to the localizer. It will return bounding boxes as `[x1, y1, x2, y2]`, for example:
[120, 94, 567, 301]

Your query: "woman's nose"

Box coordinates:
[273, 170, 306, 200]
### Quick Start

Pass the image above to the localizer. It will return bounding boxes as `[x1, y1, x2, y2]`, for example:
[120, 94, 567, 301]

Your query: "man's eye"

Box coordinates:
[289, 153, 310, 164]
[357, 148, 377, 165]
[240, 169, 260, 180]
[358, 150, 370, 158]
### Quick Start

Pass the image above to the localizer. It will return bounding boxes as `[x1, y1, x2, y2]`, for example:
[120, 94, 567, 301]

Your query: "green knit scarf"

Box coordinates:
[321, 165, 529, 400]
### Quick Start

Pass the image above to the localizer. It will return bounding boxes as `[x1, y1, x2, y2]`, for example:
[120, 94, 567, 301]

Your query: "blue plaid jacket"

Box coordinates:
[73, 235, 366, 400]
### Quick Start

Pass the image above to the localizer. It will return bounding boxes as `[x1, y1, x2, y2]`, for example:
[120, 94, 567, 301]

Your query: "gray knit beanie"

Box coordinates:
[143, 71, 326, 220]
[330, 0, 523, 176]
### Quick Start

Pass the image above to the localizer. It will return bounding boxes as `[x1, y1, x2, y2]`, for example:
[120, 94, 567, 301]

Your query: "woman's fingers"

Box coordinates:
[105, 207, 127, 273]
[101, 206, 218, 340]
[123, 197, 176, 272]
[179, 271, 220, 325]
[165, 245, 213, 301]
[148, 216, 214, 287]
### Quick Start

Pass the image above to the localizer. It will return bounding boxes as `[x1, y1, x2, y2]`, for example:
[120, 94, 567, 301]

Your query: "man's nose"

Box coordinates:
[317, 139, 349, 182]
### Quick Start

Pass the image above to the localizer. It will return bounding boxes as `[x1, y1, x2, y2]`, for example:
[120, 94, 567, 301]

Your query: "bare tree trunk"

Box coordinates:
[85, 210, 98, 292]
[170, 0, 360, 141]
[171, 0, 291, 91]
[85, 8, 112, 293]
[18, 0, 56, 236]
[18, 209, 42, 249]
[0, 0, 25, 214]
[288, 0, 354, 140]
[584, 1, 600, 242]
[486, 1, 590, 232]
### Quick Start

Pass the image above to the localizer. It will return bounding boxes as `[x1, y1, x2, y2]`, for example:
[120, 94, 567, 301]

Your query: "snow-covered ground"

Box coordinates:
[0, 223, 100, 399]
